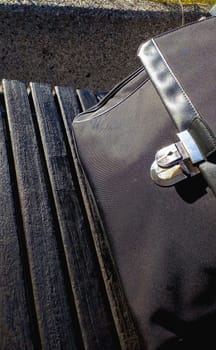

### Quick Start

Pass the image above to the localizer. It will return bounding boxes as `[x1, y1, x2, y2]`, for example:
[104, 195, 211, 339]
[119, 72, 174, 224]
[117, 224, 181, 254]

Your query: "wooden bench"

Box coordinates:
[0, 80, 141, 349]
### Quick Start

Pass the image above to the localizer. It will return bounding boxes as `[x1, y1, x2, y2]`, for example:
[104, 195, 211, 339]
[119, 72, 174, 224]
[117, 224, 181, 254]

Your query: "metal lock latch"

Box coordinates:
[151, 130, 205, 187]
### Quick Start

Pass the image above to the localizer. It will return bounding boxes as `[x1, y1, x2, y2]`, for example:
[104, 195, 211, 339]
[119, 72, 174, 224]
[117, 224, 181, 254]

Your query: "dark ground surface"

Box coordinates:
[0, 3, 205, 90]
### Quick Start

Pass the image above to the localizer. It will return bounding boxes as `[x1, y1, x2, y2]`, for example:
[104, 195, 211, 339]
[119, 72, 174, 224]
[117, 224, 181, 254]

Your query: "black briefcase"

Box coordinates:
[72, 16, 216, 349]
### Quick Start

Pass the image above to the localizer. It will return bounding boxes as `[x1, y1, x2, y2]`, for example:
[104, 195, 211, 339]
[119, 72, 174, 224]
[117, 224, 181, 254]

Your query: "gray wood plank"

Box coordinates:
[76, 89, 98, 111]
[3, 80, 83, 350]
[0, 107, 39, 350]
[56, 86, 142, 349]
[30, 82, 120, 350]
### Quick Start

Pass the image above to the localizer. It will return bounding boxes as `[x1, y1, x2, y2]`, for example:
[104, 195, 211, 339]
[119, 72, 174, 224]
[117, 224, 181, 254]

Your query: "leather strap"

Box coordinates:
[138, 37, 216, 196]
[209, 5, 216, 17]
[138, 39, 199, 132]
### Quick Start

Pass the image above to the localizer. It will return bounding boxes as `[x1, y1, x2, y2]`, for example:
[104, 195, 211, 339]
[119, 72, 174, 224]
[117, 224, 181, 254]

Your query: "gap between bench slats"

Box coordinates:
[30, 82, 120, 350]
[2, 80, 83, 350]
[0, 107, 39, 349]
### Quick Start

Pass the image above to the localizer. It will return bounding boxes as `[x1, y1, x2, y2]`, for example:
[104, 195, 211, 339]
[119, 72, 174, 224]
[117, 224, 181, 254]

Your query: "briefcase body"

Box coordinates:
[73, 17, 216, 349]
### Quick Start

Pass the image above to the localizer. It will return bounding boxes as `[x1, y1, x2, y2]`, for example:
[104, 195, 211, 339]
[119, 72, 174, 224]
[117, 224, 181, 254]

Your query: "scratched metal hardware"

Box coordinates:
[151, 130, 204, 187]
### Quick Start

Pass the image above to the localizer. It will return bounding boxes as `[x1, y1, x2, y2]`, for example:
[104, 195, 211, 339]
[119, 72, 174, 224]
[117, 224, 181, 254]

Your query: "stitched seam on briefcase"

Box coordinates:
[189, 117, 216, 158]
[74, 77, 149, 123]
[153, 16, 215, 41]
[75, 66, 146, 120]
[151, 40, 216, 144]
[151, 40, 216, 157]
[152, 38, 200, 121]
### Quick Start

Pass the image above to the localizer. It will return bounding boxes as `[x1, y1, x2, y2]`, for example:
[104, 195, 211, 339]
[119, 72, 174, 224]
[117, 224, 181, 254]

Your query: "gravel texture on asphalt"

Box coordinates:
[0, 0, 206, 90]
[0, 0, 206, 12]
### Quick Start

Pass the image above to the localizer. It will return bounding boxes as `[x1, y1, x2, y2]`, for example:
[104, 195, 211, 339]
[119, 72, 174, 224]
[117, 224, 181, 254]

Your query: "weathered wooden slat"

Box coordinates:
[3, 80, 83, 350]
[76, 89, 98, 111]
[56, 86, 142, 349]
[0, 79, 141, 349]
[30, 83, 120, 350]
[0, 107, 39, 350]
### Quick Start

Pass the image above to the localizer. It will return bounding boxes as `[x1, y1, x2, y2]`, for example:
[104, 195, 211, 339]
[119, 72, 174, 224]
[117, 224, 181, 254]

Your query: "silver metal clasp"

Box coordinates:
[151, 130, 204, 187]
